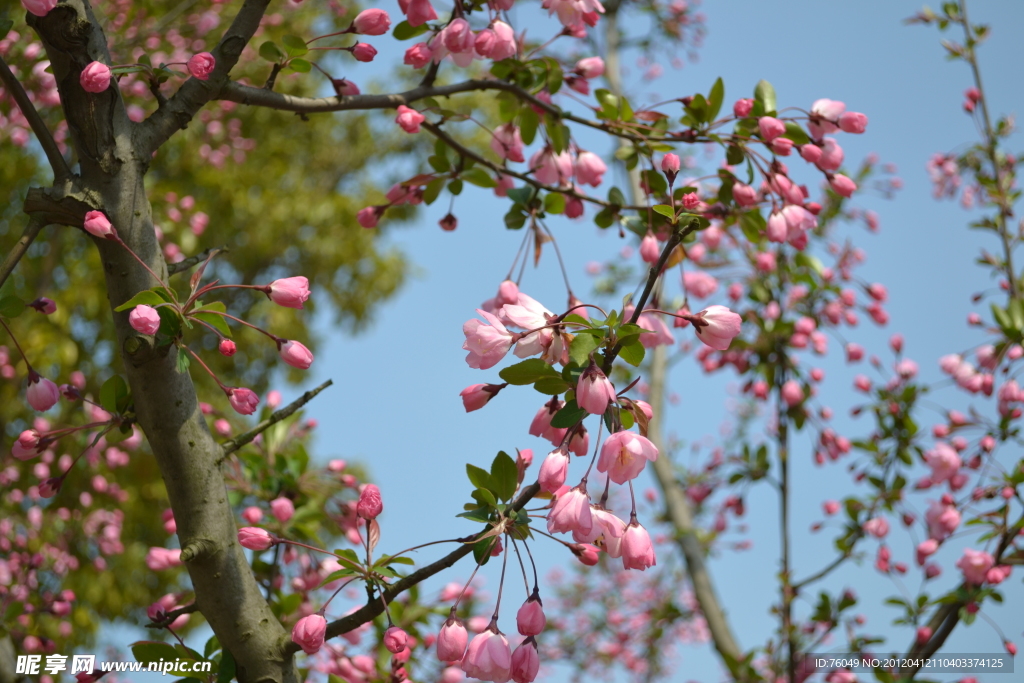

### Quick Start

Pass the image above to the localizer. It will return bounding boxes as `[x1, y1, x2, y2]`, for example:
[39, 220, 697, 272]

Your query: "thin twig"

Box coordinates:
[0, 216, 46, 291]
[145, 602, 199, 629]
[218, 380, 332, 460]
[0, 55, 72, 180]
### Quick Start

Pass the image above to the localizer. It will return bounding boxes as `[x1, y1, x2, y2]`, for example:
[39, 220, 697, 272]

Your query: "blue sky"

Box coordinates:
[112, 1, 1024, 680]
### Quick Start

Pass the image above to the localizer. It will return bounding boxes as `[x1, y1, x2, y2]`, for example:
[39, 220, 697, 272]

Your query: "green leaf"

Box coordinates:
[499, 359, 561, 385]
[99, 375, 129, 415]
[0, 295, 25, 319]
[204, 636, 221, 659]
[619, 339, 645, 367]
[533, 377, 570, 394]
[393, 20, 429, 40]
[114, 289, 166, 312]
[593, 207, 614, 229]
[423, 177, 445, 205]
[519, 108, 539, 145]
[653, 204, 675, 219]
[504, 207, 527, 230]
[507, 187, 535, 205]
[754, 79, 777, 114]
[550, 399, 587, 428]
[462, 168, 497, 188]
[472, 538, 495, 566]
[473, 487, 497, 507]
[490, 451, 518, 502]
[288, 58, 312, 73]
[217, 648, 236, 683]
[544, 193, 566, 215]
[607, 187, 626, 207]
[132, 641, 180, 665]
[707, 77, 725, 121]
[457, 507, 492, 523]
[375, 555, 415, 567]
[569, 331, 600, 366]
[157, 306, 182, 338]
[176, 347, 191, 374]
[0, 20, 13, 37]
[466, 464, 495, 492]
[259, 41, 286, 63]
[281, 35, 308, 57]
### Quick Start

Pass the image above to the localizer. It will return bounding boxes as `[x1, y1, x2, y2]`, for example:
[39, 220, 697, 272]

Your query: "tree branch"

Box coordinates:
[0, 216, 47, 291]
[0, 54, 73, 180]
[219, 380, 333, 460]
[283, 482, 541, 655]
[138, 0, 272, 154]
[167, 245, 230, 276]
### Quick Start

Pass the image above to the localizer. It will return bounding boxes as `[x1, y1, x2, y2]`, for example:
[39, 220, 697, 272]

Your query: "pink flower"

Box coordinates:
[924, 442, 961, 484]
[187, 52, 216, 80]
[733, 182, 758, 206]
[476, 21, 517, 61]
[279, 340, 313, 369]
[129, 305, 161, 335]
[356, 484, 383, 519]
[490, 124, 525, 162]
[238, 527, 274, 550]
[396, 105, 426, 133]
[268, 277, 310, 309]
[219, 339, 236, 356]
[270, 496, 295, 522]
[925, 500, 960, 540]
[576, 363, 616, 415]
[830, 174, 857, 197]
[916, 539, 938, 566]
[683, 271, 718, 298]
[575, 56, 604, 79]
[692, 305, 742, 351]
[547, 486, 593, 536]
[621, 521, 656, 570]
[463, 309, 515, 369]
[733, 98, 754, 117]
[462, 628, 512, 682]
[538, 448, 569, 493]
[333, 78, 360, 96]
[384, 626, 408, 653]
[80, 61, 111, 93]
[780, 380, 803, 407]
[516, 594, 546, 636]
[404, 0, 438, 26]
[510, 638, 539, 683]
[956, 548, 995, 585]
[83, 211, 116, 239]
[145, 547, 182, 571]
[823, 500, 840, 516]
[292, 614, 327, 654]
[598, 431, 658, 484]
[839, 112, 868, 134]
[28, 297, 57, 314]
[529, 148, 574, 186]
[437, 616, 469, 662]
[405, 42, 433, 68]
[640, 233, 660, 264]
[228, 387, 260, 415]
[352, 42, 377, 62]
[758, 116, 785, 142]
[661, 153, 680, 175]
[353, 8, 391, 34]
[27, 373, 61, 411]
[574, 151, 606, 187]
[571, 542, 601, 565]
[242, 506, 263, 524]
[809, 98, 845, 137]
[22, 0, 57, 16]
[862, 517, 889, 538]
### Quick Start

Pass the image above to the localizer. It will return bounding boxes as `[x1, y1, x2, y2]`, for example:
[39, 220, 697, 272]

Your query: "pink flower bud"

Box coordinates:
[862, 517, 889, 538]
[39, 476, 62, 498]
[661, 153, 680, 174]
[621, 521, 656, 570]
[80, 61, 112, 93]
[575, 56, 604, 79]
[490, 123, 525, 162]
[758, 116, 785, 142]
[270, 496, 295, 522]
[292, 614, 327, 654]
[460, 383, 503, 412]
[639, 232, 660, 264]
[404, 42, 432, 68]
[682, 192, 700, 210]
[547, 486, 593, 535]
[267, 276, 310, 309]
[692, 305, 742, 351]
[238, 527, 274, 550]
[516, 594, 546, 636]
[538, 449, 569, 493]
[352, 42, 377, 62]
[83, 211, 116, 239]
[187, 52, 216, 80]
[27, 372, 60, 411]
[830, 174, 857, 197]
[733, 98, 753, 118]
[800, 144, 822, 164]
[332, 78, 360, 96]
[145, 547, 182, 571]
[576, 363, 616, 415]
[279, 340, 313, 369]
[22, 0, 57, 16]
[510, 638, 540, 683]
[916, 626, 932, 644]
[437, 616, 468, 662]
[219, 339, 236, 356]
[823, 500, 840, 515]
[780, 380, 803, 407]
[357, 206, 381, 228]
[129, 305, 161, 335]
[384, 626, 408, 653]
[732, 182, 758, 207]
[29, 297, 57, 314]
[476, 21, 517, 61]
[462, 629, 512, 683]
[404, 0, 438, 26]
[439, 213, 458, 231]
[571, 543, 600, 565]
[357, 484, 383, 519]
[838, 112, 868, 134]
[353, 8, 391, 35]
[228, 387, 260, 415]
[242, 506, 263, 524]
[395, 105, 426, 134]
[574, 150, 606, 187]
